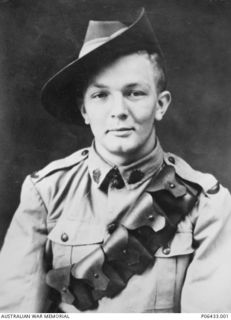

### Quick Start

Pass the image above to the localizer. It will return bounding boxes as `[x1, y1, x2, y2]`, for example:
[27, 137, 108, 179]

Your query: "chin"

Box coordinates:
[105, 142, 142, 156]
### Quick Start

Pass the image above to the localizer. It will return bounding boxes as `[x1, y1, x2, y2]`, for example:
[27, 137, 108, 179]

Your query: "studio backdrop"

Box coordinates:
[0, 0, 231, 246]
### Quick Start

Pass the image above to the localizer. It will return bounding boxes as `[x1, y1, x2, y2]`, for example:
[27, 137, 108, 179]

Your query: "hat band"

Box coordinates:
[79, 27, 127, 58]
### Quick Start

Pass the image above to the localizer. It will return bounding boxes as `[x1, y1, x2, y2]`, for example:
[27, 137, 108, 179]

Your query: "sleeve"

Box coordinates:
[0, 176, 50, 312]
[181, 184, 231, 312]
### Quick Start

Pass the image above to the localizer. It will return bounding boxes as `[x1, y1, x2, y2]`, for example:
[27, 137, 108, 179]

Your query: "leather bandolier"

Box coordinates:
[46, 164, 201, 311]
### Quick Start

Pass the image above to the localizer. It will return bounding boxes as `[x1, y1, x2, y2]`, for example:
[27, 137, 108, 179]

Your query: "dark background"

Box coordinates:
[0, 0, 231, 246]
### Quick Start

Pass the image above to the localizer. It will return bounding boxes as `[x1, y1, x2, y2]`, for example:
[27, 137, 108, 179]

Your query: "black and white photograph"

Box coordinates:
[0, 0, 231, 314]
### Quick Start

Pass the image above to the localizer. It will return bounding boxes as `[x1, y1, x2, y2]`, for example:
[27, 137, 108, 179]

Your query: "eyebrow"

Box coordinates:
[90, 82, 151, 89]
[125, 83, 151, 89]
[90, 83, 109, 89]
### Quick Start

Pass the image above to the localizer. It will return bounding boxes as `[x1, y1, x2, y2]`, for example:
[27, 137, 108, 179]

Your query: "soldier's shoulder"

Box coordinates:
[30, 147, 90, 183]
[164, 152, 220, 194]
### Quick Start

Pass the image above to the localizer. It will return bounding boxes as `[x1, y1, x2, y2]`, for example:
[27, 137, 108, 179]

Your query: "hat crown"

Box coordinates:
[79, 20, 128, 58]
[84, 20, 127, 43]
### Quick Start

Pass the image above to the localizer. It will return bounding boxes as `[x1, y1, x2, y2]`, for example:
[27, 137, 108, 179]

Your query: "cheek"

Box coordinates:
[131, 105, 156, 127]
[85, 109, 108, 137]
[84, 105, 106, 126]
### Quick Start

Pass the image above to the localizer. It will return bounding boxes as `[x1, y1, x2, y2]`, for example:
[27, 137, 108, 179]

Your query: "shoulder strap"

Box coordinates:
[164, 152, 217, 194]
[31, 148, 89, 183]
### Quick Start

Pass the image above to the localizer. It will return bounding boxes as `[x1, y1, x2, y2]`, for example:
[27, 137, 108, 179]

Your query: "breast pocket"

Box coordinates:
[48, 218, 104, 268]
[148, 231, 194, 312]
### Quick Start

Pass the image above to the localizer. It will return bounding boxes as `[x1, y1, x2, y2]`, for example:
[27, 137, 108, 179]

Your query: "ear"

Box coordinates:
[80, 104, 90, 125]
[155, 90, 171, 121]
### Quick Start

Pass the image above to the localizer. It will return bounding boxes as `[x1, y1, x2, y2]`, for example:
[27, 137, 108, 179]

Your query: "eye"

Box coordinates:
[91, 91, 108, 99]
[126, 90, 146, 99]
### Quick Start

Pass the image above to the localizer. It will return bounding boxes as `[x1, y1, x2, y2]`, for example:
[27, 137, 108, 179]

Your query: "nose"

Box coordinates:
[110, 93, 128, 120]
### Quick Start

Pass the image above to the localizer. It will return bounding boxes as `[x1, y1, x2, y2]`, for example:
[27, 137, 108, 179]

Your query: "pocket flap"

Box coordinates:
[155, 231, 194, 257]
[48, 217, 104, 246]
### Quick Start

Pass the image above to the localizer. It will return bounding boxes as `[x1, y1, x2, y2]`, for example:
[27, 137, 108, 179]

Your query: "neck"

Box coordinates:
[95, 130, 157, 166]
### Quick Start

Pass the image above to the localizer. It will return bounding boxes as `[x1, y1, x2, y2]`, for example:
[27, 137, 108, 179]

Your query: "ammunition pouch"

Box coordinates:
[46, 165, 201, 311]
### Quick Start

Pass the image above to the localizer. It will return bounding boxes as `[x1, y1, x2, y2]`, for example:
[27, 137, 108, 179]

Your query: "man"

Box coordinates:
[0, 8, 231, 313]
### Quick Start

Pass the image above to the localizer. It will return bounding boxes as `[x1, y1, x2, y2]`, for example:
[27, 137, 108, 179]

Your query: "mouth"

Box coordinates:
[106, 127, 134, 133]
[106, 127, 134, 138]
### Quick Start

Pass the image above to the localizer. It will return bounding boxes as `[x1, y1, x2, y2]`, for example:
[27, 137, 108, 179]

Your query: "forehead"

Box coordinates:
[86, 53, 157, 89]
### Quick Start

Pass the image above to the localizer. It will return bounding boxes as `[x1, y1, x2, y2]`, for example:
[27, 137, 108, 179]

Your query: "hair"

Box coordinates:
[136, 50, 167, 93]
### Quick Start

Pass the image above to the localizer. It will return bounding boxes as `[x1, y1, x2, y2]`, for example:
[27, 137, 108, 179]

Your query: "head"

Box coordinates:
[80, 50, 171, 165]
[41, 8, 171, 164]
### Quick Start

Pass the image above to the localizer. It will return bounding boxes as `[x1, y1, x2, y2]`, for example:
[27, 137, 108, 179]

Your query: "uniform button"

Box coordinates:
[109, 171, 124, 188]
[168, 156, 175, 164]
[94, 273, 99, 278]
[162, 247, 171, 255]
[81, 149, 89, 156]
[148, 214, 154, 222]
[169, 183, 175, 189]
[111, 178, 124, 189]
[61, 233, 69, 242]
[107, 223, 116, 233]
[109, 167, 125, 189]
[31, 171, 39, 178]
[62, 286, 68, 293]
[122, 249, 127, 255]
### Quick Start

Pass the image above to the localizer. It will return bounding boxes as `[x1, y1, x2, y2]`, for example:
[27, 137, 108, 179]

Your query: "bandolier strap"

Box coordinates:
[46, 164, 201, 311]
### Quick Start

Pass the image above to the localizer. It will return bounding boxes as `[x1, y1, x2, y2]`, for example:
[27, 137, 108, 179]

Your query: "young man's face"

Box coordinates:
[82, 53, 171, 164]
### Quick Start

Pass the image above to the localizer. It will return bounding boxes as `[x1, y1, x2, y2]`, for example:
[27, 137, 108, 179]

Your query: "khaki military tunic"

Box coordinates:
[0, 140, 231, 313]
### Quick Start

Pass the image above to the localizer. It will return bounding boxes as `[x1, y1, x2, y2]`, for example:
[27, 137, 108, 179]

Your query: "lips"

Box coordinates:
[106, 127, 134, 133]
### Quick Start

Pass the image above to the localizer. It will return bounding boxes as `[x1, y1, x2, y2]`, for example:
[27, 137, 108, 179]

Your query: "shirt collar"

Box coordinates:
[88, 138, 164, 190]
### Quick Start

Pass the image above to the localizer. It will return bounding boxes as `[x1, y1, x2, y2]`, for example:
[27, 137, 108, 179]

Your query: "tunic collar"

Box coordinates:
[88, 138, 164, 190]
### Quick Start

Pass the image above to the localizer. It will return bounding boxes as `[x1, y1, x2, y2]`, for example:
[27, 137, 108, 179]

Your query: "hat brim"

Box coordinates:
[41, 8, 162, 125]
